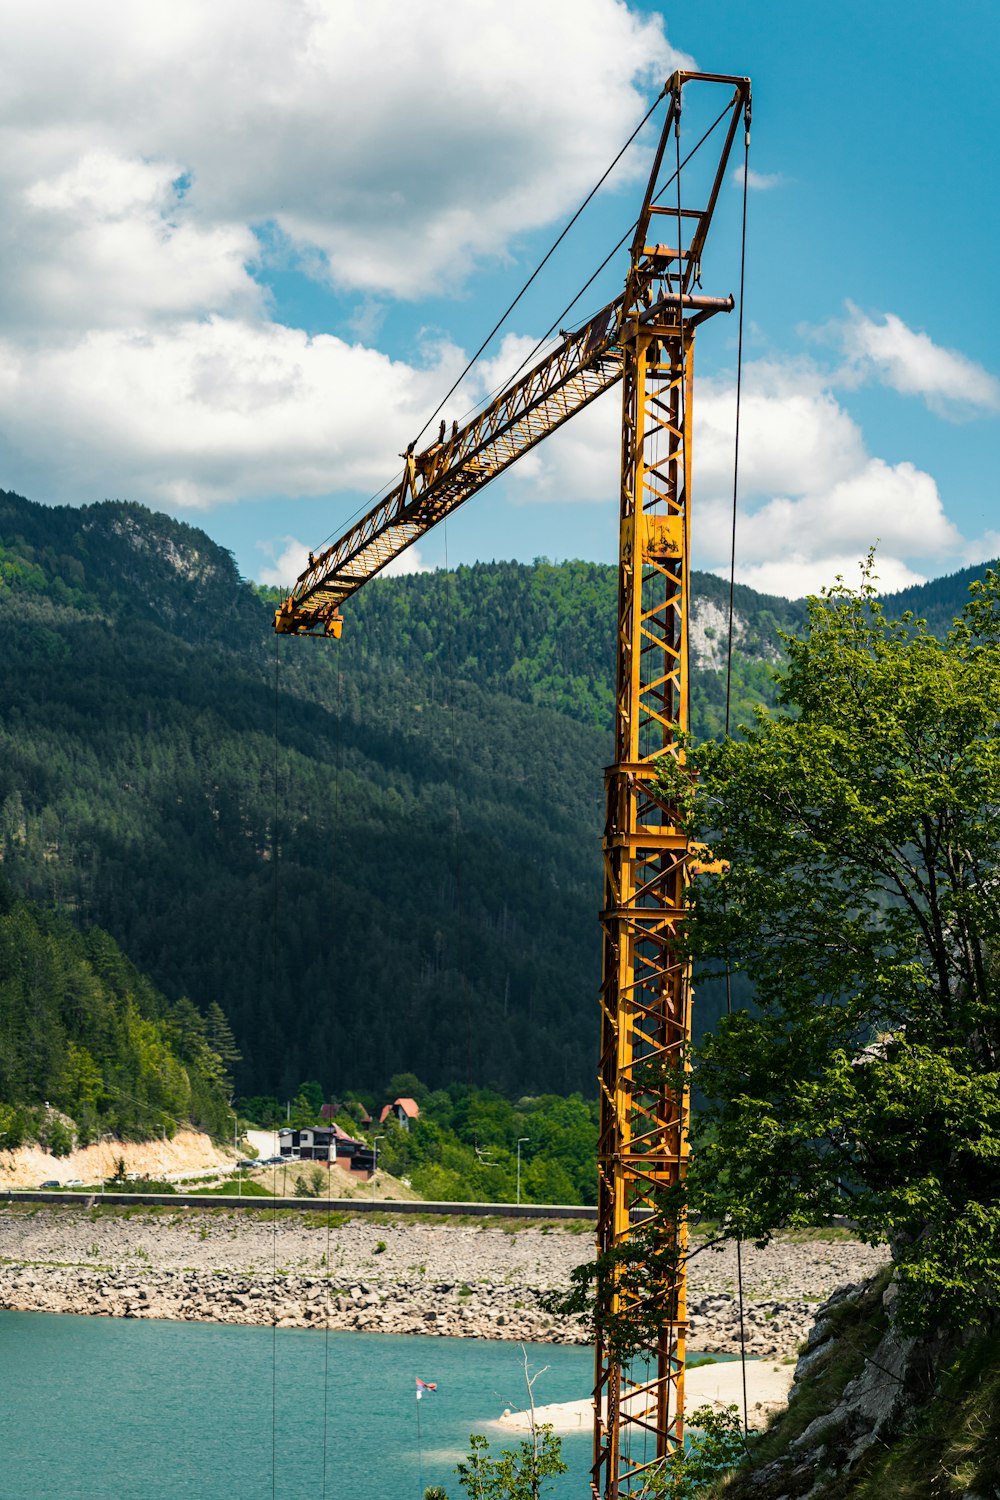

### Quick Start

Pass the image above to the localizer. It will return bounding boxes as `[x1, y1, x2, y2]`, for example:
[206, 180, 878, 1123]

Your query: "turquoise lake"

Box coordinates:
[0, 1312, 600, 1499]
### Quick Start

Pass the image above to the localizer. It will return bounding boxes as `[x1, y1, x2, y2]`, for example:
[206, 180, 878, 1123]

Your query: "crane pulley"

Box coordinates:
[274, 70, 751, 1498]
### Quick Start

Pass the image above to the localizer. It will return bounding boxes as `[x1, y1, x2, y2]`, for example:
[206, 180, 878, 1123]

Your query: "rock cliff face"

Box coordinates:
[725, 1270, 999, 1500]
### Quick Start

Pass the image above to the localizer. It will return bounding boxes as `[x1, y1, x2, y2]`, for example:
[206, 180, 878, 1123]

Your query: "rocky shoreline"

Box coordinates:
[0, 1204, 889, 1354]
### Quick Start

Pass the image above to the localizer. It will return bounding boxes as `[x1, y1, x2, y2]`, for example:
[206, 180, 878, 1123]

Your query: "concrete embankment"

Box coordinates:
[0, 1204, 889, 1353]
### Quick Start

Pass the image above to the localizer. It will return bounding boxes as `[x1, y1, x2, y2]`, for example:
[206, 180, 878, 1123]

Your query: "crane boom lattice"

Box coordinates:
[274, 301, 625, 636]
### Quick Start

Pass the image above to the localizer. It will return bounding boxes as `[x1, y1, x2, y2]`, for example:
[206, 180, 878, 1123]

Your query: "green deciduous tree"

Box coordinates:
[632, 1404, 748, 1498]
[661, 561, 1000, 1331]
[456, 1349, 567, 1500]
[455, 1428, 566, 1500]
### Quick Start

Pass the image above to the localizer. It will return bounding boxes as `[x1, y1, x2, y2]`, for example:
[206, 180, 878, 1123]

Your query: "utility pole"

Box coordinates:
[372, 1135, 385, 1202]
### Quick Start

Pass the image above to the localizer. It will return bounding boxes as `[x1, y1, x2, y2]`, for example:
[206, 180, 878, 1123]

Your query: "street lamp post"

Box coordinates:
[516, 1138, 529, 1205]
[372, 1135, 385, 1202]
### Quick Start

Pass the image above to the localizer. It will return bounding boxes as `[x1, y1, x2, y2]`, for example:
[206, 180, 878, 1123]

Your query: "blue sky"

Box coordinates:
[0, 0, 996, 597]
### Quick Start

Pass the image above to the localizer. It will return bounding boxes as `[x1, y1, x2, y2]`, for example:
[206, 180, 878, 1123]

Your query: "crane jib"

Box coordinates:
[273, 298, 627, 636]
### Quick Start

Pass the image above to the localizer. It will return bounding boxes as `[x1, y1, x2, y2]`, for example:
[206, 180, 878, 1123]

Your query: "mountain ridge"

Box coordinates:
[0, 486, 993, 1097]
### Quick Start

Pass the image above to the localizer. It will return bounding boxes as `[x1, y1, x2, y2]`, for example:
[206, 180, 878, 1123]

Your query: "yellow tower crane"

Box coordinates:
[275, 70, 751, 1497]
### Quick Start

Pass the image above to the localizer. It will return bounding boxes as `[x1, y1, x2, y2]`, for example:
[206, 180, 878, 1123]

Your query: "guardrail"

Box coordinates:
[4, 1189, 597, 1219]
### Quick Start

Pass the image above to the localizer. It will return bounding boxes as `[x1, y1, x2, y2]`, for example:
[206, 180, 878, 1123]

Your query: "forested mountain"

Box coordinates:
[0, 882, 233, 1146]
[0, 487, 991, 1099]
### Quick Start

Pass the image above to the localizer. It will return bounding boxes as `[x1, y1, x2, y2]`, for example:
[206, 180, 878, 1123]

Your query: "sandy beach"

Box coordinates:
[495, 1358, 795, 1432]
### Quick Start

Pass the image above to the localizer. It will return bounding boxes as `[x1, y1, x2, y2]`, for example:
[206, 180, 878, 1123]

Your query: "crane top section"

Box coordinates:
[273, 71, 750, 640]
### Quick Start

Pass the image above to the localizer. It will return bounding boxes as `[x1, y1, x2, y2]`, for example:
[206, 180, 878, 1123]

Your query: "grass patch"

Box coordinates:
[187, 1179, 273, 1198]
[776, 1226, 865, 1245]
[1, 1256, 113, 1271]
[847, 1332, 1000, 1500]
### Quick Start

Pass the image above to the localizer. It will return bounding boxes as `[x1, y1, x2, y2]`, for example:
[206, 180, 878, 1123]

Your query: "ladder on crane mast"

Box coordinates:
[274, 70, 752, 1498]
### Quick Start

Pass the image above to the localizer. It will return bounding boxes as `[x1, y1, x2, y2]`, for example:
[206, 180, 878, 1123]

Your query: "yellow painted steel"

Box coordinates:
[273, 300, 623, 637]
[593, 75, 750, 1498]
[272, 70, 751, 1499]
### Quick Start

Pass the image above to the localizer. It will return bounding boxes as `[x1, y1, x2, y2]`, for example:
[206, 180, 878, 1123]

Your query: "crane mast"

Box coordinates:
[273, 72, 750, 1498]
[594, 75, 749, 1496]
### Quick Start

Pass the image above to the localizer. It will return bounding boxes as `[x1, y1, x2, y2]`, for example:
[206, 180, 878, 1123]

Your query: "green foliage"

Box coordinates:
[115, 1178, 177, 1194]
[239, 1095, 283, 1126]
[191, 1178, 271, 1197]
[634, 1405, 748, 1498]
[0, 1101, 29, 1149]
[455, 1427, 566, 1500]
[0, 488, 810, 1102]
[423, 1489, 450, 1500]
[0, 488, 987, 1106]
[373, 1083, 599, 1205]
[42, 1119, 74, 1158]
[667, 561, 1000, 1332]
[297, 1080, 324, 1114]
[540, 1186, 686, 1357]
[0, 896, 233, 1141]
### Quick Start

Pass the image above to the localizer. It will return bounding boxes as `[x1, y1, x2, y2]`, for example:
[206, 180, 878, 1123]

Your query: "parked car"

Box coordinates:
[64, 1178, 84, 1187]
[39, 1180, 61, 1189]
[236, 1159, 258, 1170]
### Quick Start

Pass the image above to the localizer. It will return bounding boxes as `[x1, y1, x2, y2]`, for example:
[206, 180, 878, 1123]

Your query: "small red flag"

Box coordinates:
[415, 1377, 438, 1400]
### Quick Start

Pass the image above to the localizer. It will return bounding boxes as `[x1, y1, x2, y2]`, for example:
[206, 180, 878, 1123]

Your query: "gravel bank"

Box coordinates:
[0, 1204, 889, 1354]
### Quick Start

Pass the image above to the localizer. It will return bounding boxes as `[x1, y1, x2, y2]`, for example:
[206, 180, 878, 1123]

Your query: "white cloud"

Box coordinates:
[691, 360, 961, 596]
[731, 165, 784, 191]
[0, 0, 693, 513]
[2, 0, 688, 308]
[841, 305, 1000, 419]
[12, 148, 262, 331]
[257, 536, 309, 589]
[490, 345, 966, 598]
[381, 545, 431, 577]
[0, 319, 471, 507]
[962, 529, 1000, 568]
[732, 552, 925, 599]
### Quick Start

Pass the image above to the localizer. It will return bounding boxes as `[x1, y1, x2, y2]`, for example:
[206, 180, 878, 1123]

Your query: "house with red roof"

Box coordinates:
[379, 1097, 420, 1131]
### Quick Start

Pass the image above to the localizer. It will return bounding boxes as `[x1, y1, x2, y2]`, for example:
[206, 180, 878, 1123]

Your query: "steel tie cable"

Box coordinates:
[495, 96, 736, 402]
[724, 95, 753, 1442]
[289, 92, 736, 602]
[271, 632, 280, 1500]
[408, 88, 667, 451]
[321, 658, 345, 1498]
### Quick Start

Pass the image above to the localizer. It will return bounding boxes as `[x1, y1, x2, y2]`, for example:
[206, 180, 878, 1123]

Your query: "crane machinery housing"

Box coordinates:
[275, 70, 752, 1499]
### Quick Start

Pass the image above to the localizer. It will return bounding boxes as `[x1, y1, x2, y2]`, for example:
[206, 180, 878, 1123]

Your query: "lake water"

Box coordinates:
[0, 1311, 601, 1499]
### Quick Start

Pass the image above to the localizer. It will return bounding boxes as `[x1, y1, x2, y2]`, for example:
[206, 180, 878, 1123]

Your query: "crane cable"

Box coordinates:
[489, 93, 738, 411]
[271, 633, 281, 1500]
[408, 87, 667, 452]
[723, 96, 752, 1441]
[321, 656, 346, 1499]
[294, 89, 735, 574]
